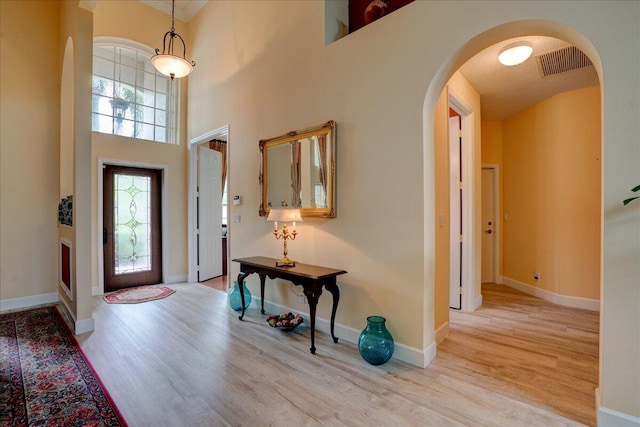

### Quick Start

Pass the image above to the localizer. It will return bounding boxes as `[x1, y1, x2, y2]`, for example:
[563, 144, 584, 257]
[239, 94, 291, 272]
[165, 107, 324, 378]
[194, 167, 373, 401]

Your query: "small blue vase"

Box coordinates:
[228, 281, 251, 311]
[358, 316, 394, 365]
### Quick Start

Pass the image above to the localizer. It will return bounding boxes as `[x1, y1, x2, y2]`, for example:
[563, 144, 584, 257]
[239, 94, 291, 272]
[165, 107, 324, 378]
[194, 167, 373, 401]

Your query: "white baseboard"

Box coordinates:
[598, 407, 640, 427]
[501, 276, 600, 312]
[75, 317, 95, 334]
[435, 321, 450, 344]
[0, 292, 59, 312]
[59, 297, 95, 334]
[258, 298, 430, 368]
[474, 294, 483, 310]
[423, 341, 436, 367]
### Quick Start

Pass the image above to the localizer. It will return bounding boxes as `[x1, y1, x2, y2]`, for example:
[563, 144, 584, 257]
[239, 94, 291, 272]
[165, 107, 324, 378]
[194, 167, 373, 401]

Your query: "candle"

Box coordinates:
[292, 221, 296, 230]
[274, 221, 278, 231]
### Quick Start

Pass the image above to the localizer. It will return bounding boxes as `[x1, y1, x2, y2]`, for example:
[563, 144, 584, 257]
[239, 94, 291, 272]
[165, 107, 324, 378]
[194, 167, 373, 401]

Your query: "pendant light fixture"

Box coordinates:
[151, 0, 195, 80]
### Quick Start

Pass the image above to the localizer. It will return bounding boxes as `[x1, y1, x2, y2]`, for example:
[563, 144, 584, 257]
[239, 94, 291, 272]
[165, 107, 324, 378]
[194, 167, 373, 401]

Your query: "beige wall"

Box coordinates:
[0, 1, 61, 301]
[91, 1, 189, 288]
[502, 86, 601, 300]
[188, 0, 639, 417]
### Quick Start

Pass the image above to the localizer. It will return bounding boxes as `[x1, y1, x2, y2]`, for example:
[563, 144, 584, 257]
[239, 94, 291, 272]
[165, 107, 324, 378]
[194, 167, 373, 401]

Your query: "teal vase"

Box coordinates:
[228, 281, 251, 311]
[358, 316, 394, 365]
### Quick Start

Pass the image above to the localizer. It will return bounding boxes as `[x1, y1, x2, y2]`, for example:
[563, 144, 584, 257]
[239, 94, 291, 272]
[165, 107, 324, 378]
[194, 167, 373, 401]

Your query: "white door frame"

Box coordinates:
[96, 158, 170, 296]
[188, 125, 230, 284]
[481, 163, 501, 285]
[448, 88, 478, 311]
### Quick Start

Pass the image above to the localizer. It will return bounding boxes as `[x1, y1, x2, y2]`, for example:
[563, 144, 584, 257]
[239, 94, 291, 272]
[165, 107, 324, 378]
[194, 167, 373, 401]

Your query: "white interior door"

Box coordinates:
[198, 146, 222, 281]
[449, 116, 462, 309]
[481, 167, 496, 283]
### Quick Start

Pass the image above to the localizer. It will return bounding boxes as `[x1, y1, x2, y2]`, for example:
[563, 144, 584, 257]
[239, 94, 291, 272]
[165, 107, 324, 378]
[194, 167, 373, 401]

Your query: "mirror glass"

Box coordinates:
[260, 120, 336, 218]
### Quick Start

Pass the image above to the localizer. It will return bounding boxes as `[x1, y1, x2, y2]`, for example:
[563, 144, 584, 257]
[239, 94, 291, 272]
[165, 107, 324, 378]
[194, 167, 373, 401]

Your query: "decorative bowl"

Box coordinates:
[266, 312, 304, 331]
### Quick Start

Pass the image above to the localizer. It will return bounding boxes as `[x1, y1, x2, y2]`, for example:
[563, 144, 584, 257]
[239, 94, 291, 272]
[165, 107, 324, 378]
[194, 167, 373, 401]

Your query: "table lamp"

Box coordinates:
[267, 208, 302, 266]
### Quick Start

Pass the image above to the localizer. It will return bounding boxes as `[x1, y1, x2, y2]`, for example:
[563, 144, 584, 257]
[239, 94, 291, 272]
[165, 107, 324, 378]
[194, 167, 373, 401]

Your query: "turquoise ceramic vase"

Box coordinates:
[358, 316, 394, 365]
[228, 281, 251, 311]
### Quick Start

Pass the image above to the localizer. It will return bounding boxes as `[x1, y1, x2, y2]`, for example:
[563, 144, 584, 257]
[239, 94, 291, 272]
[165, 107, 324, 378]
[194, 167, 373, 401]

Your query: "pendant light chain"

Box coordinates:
[171, 0, 175, 33]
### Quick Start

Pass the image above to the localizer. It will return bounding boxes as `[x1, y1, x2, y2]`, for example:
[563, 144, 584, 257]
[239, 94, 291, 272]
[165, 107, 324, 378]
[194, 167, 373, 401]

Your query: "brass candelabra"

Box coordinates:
[273, 223, 298, 266]
[267, 208, 302, 267]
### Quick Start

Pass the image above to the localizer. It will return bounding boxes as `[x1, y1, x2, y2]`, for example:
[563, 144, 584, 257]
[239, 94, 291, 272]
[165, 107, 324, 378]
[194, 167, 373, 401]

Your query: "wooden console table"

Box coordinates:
[232, 256, 347, 354]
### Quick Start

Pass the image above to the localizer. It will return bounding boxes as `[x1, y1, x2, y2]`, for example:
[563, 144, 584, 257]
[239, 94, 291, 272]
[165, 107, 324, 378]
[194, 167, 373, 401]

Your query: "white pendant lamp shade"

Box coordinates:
[498, 42, 533, 66]
[151, 54, 194, 79]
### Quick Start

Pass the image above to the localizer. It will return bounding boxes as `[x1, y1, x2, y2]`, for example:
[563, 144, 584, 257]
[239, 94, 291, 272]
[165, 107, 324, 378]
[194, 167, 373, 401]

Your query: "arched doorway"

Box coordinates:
[423, 20, 603, 424]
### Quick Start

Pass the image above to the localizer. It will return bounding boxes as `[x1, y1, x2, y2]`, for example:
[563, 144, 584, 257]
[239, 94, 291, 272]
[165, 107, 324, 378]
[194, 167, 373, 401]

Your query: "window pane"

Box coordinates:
[138, 71, 156, 91]
[94, 57, 114, 79]
[93, 94, 113, 116]
[156, 78, 168, 94]
[117, 64, 136, 86]
[92, 76, 113, 97]
[139, 123, 155, 140]
[109, 98, 135, 122]
[115, 119, 135, 138]
[155, 109, 166, 127]
[155, 93, 167, 110]
[155, 126, 166, 143]
[139, 106, 155, 124]
[95, 45, 114, 61]
[140, 90, 155, 108]
[92, 112, 113, 134]
[140, 52, 156, 73]
[116, 47, 136, 67]
[114, 81, 135, 98]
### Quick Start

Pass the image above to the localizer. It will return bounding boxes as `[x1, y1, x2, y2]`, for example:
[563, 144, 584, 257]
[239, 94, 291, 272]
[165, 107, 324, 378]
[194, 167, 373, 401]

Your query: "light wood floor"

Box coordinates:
[77, 283, 598, 426]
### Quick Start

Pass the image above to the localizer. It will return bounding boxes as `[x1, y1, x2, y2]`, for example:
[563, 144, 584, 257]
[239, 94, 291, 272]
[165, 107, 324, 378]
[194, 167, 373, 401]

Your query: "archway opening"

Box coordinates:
[423, 20, 603, 425]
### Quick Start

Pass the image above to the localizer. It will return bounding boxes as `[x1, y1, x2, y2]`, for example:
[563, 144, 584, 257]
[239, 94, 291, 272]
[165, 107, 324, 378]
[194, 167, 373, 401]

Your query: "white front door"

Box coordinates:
[481, 167, 496, 283]
[198, 146, 222, 281]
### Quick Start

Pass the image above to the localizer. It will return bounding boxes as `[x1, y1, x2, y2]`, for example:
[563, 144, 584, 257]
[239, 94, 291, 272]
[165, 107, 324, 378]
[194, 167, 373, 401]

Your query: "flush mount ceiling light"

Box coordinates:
[151, 0, 195, 80]
[498, 42, 533, 66]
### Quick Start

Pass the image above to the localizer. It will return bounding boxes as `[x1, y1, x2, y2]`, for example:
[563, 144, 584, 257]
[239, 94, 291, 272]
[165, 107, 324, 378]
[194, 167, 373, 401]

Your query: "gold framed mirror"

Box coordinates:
[259, 120, 336, 218]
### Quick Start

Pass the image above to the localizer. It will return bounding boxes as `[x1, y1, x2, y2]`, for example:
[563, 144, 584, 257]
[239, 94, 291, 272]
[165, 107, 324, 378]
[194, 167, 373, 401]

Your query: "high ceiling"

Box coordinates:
[139, 0, 208, 22]
[138, 2, 600, 121]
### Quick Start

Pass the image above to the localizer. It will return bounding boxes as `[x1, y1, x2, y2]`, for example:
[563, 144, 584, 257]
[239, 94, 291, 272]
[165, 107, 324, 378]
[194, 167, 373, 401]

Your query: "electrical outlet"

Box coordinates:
[298, 294, 305, 304]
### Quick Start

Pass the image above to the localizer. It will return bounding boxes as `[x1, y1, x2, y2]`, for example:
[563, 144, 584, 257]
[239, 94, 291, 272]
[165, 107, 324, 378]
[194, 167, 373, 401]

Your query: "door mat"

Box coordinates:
[103, 285, 175, 304]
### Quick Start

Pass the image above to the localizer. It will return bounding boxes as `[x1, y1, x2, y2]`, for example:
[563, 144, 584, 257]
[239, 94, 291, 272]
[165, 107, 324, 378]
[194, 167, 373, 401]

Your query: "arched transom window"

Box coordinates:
[92, 38, 178, 144]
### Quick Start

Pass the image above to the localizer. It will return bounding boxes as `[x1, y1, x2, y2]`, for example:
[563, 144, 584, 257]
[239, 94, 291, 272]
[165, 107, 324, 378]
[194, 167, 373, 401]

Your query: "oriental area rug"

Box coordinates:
[103, 285, 175, 304]
[0, 306, 126, 427]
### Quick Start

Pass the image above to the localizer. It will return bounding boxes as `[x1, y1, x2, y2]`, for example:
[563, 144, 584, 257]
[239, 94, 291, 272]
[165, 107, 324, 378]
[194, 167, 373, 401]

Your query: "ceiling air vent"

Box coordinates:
[536, 46, 593, 76]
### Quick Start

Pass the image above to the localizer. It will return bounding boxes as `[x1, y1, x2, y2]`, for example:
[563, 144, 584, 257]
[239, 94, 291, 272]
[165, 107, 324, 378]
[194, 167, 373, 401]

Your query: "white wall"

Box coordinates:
[187, 0, 639, 419]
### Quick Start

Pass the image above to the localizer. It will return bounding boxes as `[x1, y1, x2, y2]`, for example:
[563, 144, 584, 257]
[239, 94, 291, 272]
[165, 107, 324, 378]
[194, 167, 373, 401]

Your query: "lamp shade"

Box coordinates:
[498, 42, 533, 66]
[151, 54, 194, 79]
[267, 208, 303, 223]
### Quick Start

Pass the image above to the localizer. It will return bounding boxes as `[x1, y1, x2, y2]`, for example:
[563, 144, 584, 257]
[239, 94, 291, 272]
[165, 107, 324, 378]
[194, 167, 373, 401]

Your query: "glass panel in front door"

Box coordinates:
[114, 173, 152, 275]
